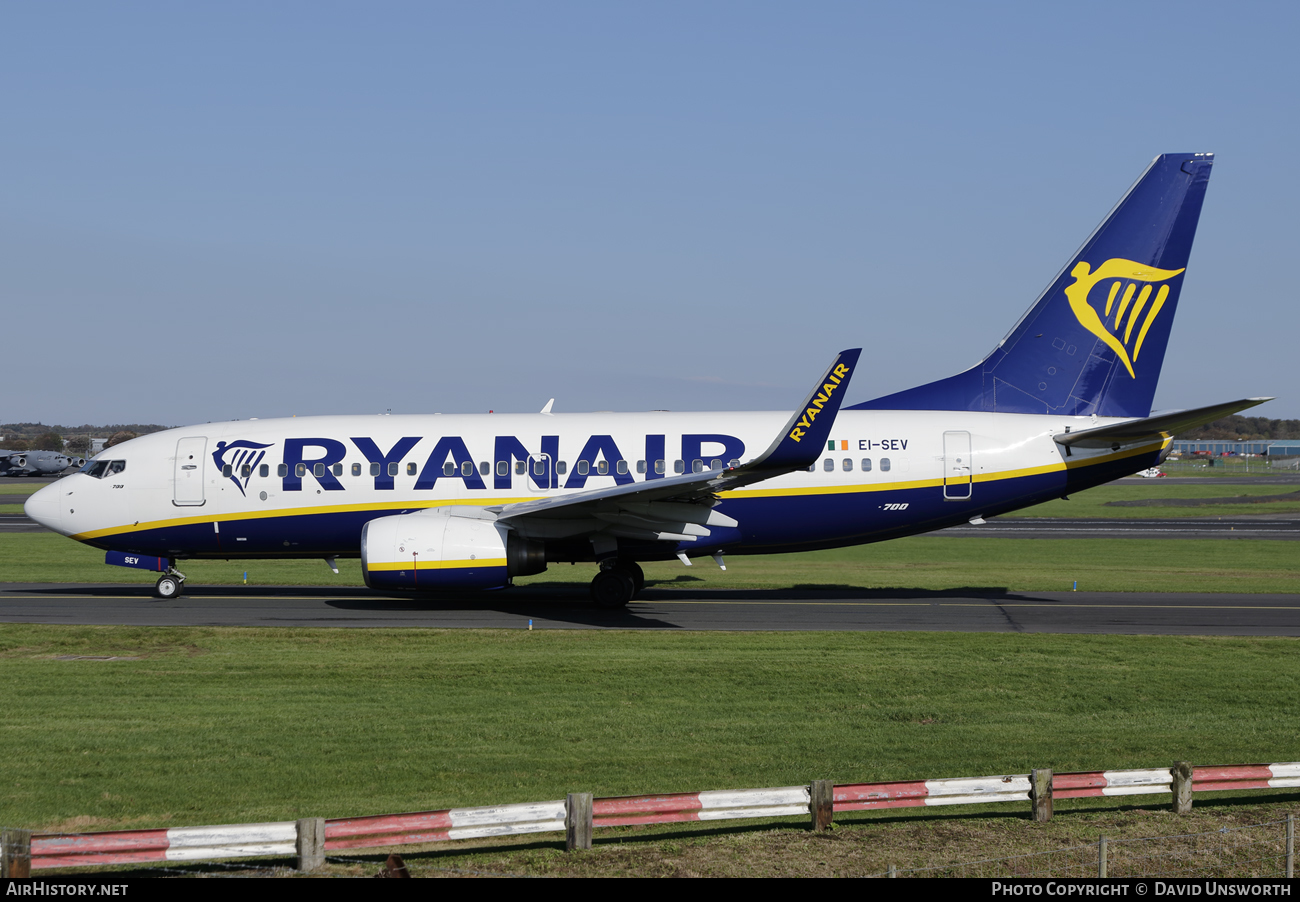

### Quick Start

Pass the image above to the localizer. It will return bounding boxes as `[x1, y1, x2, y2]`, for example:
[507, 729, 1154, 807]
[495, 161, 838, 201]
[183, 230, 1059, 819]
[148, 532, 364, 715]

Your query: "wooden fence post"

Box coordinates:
[810, 780, 834, 832]
[296, 817, 325, 871]
[1, 829, 31, 878]
[1171, 761, 1193, 814]
[1098, 834, 1108, 878]
[1031, 769, 1053, 822]
[566, 793, 593, 851]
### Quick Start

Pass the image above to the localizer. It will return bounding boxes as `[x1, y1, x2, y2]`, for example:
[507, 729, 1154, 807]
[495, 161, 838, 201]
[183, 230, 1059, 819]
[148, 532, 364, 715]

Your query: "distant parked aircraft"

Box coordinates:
[0, 449, 84, 477]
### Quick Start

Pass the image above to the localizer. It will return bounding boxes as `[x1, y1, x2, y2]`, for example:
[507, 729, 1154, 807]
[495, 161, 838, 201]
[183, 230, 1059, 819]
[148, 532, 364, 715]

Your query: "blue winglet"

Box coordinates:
[752, 348, 862, 471]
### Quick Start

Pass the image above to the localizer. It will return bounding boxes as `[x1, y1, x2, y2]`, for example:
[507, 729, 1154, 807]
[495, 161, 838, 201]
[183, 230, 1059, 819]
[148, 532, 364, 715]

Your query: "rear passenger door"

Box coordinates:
[943, 431, 972, 500]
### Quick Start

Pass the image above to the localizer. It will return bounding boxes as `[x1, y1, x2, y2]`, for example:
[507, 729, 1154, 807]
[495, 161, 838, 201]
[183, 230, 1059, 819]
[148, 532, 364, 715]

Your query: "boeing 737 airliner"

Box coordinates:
[25, 153, 1269, 605]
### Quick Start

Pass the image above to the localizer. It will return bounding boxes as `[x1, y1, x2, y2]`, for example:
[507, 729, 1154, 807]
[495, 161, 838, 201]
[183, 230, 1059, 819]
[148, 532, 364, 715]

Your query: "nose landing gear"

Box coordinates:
[154, 567, 187, 599]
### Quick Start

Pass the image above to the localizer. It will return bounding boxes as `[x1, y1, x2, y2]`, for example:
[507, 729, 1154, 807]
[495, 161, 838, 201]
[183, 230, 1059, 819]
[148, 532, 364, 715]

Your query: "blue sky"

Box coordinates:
[2, 1, 1296, 425]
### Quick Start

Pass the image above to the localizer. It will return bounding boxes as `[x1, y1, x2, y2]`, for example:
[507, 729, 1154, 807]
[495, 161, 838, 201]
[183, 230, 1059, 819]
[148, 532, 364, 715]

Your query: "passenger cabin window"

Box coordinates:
[692, 459, 703, 473]
[596, 460, 609, 475]
[861, 458, 872, 471]
[259, 464, 269, 478]
[823, 458, 834, 472]
[655, 459, 666, 474]
[313, 463, 326, 478]
[295, 463, 306, 478]
[881, 458, 891, 472]
[385, 462, 396, 477]
[479, 462, 490, 476]
[842, 459, 852, 471]
[240, 464, 251, 478]
[332, 463, 343, 477]
[674, 460, 685, 474]
[442, 462, 455, 476]
[710, 458, 723, 470]
[515, 460, 526, 475]
[729, 459, 740, 468]
[352, 463, 362, 477]
[497, 461, 508, 477]
[616, 460, 628, 475]
[461, 461, 473, 476]
[577, 460, 590, 475]
[636, 460, 646, 474]
[533, 460, 545, 476]
[278, 464, 289, 477]
[557, 461, 567, 475]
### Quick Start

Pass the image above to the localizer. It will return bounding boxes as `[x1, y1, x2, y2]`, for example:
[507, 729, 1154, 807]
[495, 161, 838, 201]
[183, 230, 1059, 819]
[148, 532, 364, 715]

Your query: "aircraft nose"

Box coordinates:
[24, 482, 63, 533]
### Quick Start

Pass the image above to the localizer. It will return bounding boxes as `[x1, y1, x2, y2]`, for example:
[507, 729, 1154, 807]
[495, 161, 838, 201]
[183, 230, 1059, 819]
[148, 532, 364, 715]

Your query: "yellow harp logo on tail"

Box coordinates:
[1064, 258, 1184, 378]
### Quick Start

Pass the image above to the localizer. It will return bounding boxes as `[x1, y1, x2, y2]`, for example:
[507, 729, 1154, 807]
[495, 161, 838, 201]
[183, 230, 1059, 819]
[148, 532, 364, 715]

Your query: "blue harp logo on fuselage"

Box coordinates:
[212, 440, 272, 496]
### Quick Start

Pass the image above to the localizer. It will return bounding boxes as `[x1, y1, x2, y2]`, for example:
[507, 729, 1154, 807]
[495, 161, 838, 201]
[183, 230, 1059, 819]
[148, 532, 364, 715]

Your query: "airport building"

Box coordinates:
[1170, 440, 1300, 457]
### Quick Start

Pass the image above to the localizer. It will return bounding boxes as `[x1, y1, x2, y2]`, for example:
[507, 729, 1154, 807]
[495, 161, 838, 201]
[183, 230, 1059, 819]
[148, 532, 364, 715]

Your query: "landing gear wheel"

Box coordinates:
[618, 560, 645, 597]
[590, 569, 635, 608]
[154, 575, 182, 599]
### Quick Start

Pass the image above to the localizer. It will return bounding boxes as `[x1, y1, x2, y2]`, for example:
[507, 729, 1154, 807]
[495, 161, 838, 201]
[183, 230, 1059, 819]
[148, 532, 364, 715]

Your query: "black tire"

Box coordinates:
[615, 560, 645, 596]
[590, 569, 635, 608]
[155, 575, 181, 599]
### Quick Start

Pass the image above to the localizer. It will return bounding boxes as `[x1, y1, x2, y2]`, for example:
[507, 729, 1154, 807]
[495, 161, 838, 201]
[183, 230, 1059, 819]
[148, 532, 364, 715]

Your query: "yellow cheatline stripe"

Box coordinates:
[365, 558, 507, 572]
[71, 441, 1167, 541]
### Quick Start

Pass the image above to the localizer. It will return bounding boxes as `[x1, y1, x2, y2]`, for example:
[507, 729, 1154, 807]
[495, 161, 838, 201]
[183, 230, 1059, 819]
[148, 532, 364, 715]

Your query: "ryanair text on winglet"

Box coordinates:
[787, 363, 852, 443]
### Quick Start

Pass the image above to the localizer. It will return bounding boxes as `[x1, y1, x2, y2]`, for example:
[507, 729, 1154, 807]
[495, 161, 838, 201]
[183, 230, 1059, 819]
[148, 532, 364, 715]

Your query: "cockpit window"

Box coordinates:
[82, 460, 125, 479]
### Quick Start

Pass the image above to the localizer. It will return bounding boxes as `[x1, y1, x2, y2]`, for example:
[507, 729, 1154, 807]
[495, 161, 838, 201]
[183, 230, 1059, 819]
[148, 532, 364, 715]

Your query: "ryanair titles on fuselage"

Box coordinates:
[213, 427, 912, 496]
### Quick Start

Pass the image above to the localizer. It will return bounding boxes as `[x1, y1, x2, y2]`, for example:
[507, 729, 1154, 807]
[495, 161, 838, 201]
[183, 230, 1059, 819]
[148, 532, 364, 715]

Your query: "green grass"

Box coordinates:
[0, 482, 45, 496]
[2, 626, 1299, 833]
[3, 532, 1298, 593]
[1006, 483, 1300, 518]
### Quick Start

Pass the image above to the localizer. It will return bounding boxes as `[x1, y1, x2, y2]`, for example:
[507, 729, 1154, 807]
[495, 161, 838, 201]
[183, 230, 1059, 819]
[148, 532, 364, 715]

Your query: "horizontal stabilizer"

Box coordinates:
[1053, 397, 1274, 449]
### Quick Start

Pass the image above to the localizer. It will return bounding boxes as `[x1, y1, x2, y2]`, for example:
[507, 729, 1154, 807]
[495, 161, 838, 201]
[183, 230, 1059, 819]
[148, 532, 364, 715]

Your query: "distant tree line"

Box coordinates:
[1177, 415, 1300, 442]
[0, 423, 169, 453]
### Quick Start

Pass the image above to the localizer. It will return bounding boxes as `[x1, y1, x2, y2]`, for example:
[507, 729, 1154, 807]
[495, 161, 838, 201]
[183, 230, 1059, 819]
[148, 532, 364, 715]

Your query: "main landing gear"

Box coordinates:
[154, 567, 187, 599]
[590, 559, 644, 608]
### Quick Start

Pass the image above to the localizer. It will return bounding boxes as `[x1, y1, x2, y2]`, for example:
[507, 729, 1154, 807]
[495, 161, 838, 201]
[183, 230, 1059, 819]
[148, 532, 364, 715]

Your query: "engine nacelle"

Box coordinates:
[361, 508, 546, 591]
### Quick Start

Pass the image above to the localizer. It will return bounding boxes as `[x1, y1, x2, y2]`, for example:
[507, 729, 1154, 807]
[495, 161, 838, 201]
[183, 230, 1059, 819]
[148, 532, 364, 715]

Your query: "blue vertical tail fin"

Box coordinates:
[850, 153, 1214, 418]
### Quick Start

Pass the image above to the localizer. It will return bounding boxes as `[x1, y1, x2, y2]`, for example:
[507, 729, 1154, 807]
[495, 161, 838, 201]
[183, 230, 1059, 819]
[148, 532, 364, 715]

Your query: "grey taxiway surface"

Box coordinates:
[3, 583, 1299, 636]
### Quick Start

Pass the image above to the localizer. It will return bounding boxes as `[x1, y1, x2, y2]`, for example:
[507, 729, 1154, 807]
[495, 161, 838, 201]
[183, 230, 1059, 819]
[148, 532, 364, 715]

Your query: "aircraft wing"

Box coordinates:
[1052, 397, 1274, 450]
[492, 349, 861, 540]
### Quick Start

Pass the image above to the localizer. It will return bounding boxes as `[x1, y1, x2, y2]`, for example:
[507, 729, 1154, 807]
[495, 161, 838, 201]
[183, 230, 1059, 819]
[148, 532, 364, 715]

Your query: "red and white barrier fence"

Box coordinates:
[325, 800, 566, 851]
[14, 761, 1300, 872]
[593, 786, 812, 828]
[30, 822, 297, 870]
